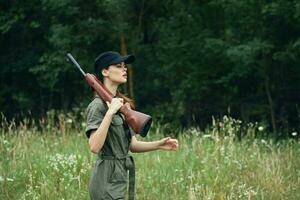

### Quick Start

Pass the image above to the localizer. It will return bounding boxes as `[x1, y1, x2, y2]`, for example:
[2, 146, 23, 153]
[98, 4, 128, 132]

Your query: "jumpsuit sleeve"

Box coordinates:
[85, 99, 107, 138]
[128, 126, 136, 137]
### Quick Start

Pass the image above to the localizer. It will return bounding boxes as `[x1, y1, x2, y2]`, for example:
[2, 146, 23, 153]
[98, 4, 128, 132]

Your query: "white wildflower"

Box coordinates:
[258, 126, 264, 131]
[6, 178, 14, 182]
[66, 119, 73, 124]
[261, 139, 267, 144]
[291, 132, 297, 136]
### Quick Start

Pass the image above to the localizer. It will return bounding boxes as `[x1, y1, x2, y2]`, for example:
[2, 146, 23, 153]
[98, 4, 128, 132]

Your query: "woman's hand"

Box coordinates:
[158, 137, 179, 151]
[106, 98, 124, 115]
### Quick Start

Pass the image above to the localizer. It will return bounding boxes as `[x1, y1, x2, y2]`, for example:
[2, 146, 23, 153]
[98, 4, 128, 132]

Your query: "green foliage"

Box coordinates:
[0, 0, 300, 132]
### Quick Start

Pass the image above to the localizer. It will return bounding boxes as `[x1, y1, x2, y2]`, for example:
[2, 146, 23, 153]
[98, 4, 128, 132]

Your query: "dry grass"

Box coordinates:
[0, 114, 299, 200]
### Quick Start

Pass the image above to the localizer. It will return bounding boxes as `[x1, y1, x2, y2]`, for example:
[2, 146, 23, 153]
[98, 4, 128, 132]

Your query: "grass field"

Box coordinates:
[0, 114, 299, 200]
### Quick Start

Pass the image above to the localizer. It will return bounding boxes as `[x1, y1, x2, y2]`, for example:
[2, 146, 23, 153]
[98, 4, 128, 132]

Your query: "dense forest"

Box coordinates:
[1, 0, 300, 136]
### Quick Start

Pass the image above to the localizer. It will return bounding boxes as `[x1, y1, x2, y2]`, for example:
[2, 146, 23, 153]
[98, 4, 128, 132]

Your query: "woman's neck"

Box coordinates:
[103, 79, 118, 96]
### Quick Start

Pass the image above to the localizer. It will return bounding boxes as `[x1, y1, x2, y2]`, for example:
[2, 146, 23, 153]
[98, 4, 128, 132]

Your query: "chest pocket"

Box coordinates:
[110, 114, 132, 143]
[110, 114, 125, 135]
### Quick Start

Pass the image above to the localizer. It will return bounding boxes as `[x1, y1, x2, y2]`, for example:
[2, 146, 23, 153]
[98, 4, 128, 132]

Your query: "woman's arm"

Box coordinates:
[129, 135, 178, 153]
[88, 98, 123, 154]
[88, 111, 114, 153]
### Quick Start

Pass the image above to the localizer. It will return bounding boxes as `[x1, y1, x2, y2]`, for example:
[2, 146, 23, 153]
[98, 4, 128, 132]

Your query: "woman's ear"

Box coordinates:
[101, 68, 109, 77]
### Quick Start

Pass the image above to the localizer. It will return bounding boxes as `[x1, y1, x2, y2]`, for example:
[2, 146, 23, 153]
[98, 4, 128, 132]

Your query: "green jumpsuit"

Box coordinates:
[85, 96, 135, 200]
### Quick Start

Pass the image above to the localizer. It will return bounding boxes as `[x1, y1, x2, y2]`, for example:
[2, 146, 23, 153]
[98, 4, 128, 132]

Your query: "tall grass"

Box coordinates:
[0, 113, 299, 200]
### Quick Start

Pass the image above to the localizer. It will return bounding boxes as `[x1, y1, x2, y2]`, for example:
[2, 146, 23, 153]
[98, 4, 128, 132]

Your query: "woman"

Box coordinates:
[85, 51, 179, 200]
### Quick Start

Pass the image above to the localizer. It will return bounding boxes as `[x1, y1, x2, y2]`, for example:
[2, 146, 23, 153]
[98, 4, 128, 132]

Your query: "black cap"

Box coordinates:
[94, 51, 135, 75]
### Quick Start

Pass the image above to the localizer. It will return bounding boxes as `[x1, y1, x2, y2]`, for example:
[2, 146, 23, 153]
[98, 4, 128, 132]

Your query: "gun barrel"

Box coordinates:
[66, 53, 86, 77]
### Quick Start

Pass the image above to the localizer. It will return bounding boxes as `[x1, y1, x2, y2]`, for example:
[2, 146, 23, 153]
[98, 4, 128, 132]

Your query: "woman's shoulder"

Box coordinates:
[86, 96, 107, 112]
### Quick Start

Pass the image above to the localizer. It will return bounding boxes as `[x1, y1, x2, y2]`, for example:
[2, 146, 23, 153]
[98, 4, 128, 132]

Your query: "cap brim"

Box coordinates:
[123, 55, 135, 64]
[111, 55, 135, 65]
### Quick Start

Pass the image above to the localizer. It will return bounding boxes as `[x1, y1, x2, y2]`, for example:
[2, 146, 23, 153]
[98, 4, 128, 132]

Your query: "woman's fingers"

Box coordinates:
[169, 139, 178, 149]
[161, 137, 170, 145]
[124, 102, 131, 109]
[166, 138, 178, 145]
[107, 98, 124, 114]
[112, 98, 124, 106]
[162, 137, 178, 150]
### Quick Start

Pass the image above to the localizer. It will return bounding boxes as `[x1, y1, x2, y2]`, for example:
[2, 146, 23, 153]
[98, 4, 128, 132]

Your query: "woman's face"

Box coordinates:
[102, 62, 127, 84]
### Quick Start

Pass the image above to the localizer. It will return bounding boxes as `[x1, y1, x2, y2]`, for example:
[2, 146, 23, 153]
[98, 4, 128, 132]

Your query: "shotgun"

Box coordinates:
[66, 53, 151, 137]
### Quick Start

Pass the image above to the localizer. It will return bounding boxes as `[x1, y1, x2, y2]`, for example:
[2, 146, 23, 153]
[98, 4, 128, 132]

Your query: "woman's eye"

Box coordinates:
[116, 64, 125, 68]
